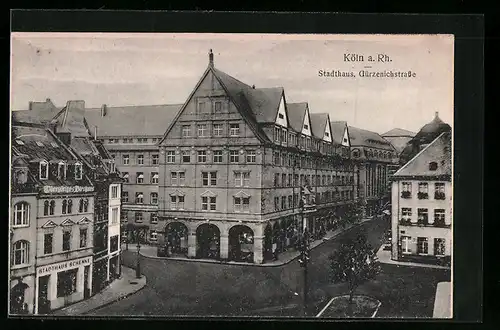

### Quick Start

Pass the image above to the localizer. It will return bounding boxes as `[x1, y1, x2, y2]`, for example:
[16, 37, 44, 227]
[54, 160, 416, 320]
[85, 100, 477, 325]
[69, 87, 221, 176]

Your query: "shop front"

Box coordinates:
[10, 276, 35, 315]
[92, 256, 109, 294]
[35, 256, 92, 314]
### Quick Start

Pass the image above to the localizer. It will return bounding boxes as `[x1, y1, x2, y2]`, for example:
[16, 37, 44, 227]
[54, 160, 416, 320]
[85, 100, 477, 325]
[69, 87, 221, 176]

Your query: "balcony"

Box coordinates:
[417, 192, 429, 200]
[401, 191, 411, 199]
[434, 192, 446, 200]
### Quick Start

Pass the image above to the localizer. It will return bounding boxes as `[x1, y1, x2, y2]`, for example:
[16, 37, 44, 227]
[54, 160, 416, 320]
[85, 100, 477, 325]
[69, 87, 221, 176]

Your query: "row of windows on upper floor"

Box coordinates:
[274, 172, 354, 188]
[36, 161, 84, 181]
[400, 182, 447, 200]
[272, 125, 339, 154]
[11, 200, 91, 227]
[106, 137, 160, 144]
[113, 154, 159, 166]
[399, 207, 450, 227]
[122, 191, 158, 205]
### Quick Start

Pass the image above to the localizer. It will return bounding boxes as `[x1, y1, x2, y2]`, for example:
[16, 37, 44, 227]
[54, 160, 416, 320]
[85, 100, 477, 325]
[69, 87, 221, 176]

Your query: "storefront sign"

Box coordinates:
[42, 186, 94, 194]
[37, 257, 92, 276]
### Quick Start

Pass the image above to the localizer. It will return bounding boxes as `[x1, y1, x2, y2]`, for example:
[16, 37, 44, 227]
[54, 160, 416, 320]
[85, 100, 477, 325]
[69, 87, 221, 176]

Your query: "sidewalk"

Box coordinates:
[126, 217, 377, 267]
[51, 266, 147, 316]
[376, 245, 451, 270]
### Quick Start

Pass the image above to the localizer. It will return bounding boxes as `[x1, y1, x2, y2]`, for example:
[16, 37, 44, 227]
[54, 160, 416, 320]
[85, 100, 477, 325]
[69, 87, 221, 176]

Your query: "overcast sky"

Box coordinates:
[11, 33, 454, 134]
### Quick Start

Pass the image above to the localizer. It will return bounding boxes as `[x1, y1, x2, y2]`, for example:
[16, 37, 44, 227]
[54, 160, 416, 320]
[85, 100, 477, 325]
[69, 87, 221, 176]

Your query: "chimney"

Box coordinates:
[94, 126, 98, 140]
[208, 49, 214, 68]
[28, 101, 33, 110]
[435, 111, 439, 119]
[101, 104, 107, 117]
[46, 98, 51, 103]
[252, 85, 255, 89]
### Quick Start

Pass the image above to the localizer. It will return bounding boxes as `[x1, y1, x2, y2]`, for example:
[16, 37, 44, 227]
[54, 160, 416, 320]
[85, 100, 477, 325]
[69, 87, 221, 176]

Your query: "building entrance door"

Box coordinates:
[37, 275, 50, 314]
[84, 266, 90, 299]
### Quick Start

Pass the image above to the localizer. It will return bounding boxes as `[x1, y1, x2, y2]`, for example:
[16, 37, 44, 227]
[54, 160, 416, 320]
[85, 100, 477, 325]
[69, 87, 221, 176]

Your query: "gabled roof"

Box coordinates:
[287, 103, 308, 133]
[330, 121, 348, 145]
[348, 126, 394, 151]
[41, 220, 58, 229]
[77, 217, 92, 225]
[85, 104, 182, 137]
[309, 113, 329, 139]
[61, 219, 76, 226]
[394, 131, 451, 178]
[382, 128, 416, 137]
[244, 87, 284, 124]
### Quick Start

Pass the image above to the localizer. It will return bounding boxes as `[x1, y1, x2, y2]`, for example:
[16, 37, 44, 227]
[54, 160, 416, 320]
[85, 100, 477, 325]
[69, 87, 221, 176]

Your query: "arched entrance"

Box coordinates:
[165, 222, 189, 256]
[196, 223, 220, 259]
[228, 225, 254, 263]
[264, 224, 273, 261]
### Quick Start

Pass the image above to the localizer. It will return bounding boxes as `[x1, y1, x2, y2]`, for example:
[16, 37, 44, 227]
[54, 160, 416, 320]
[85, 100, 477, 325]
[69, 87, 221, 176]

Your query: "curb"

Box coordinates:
[137, 218, 375, 268]
[81, 276, 147, 315]
[316, 294, 381, 318]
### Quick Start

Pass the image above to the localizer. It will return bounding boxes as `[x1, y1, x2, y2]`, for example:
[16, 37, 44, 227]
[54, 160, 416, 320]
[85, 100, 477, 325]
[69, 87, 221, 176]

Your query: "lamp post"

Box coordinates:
[298, 191, 315, 317]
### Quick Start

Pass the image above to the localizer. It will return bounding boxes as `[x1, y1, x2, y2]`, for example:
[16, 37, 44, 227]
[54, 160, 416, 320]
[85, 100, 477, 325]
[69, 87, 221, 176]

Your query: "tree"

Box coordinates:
[345, 199, 365, 225]
[328, 234, 381, 316]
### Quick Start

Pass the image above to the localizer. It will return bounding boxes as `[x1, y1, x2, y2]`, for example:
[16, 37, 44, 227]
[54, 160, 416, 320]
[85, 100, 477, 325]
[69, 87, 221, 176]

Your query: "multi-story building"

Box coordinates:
[155, 50, 372, 264]
[347, 126, 398, 216]
[84, 103, 181, 244]
[390, 131, 452, 265]
[11, 100, 124, 313]
[11, 121, 96, 315]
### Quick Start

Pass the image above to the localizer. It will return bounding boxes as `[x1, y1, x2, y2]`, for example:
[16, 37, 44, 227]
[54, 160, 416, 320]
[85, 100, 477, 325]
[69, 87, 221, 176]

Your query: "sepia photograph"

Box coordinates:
[9, 32, 454, 319]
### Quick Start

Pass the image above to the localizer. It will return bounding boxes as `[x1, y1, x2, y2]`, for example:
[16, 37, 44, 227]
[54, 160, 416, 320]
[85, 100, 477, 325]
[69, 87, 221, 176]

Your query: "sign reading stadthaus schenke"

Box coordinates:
[37, 257, 92, 276]
[42, 186, 94, 194]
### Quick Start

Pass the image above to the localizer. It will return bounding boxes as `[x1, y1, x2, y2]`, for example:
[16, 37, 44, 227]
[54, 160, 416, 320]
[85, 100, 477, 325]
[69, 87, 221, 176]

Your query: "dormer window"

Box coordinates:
[15, 140, 24, 145]
[39, 161, 49, 180]
[429, 162, 438, 171]
[57, 162, 66, 180]
[74, 162, 83, 180]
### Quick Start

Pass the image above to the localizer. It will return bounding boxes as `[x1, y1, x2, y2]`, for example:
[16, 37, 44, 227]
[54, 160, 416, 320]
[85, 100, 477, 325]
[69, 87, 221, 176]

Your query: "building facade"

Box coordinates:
[390, 132, 452, 265]
[11, 122, 96, 315]
[155, 51, 393, 264]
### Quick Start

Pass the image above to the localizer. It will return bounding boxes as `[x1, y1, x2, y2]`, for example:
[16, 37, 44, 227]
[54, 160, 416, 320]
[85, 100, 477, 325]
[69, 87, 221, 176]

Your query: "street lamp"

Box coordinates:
[298, 191, 315, 317]
[127, 223, 148, 279]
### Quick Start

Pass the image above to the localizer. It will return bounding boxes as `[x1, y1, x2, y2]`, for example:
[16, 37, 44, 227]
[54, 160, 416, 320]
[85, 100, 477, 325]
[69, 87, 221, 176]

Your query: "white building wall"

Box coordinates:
[107, 183, 122, 278]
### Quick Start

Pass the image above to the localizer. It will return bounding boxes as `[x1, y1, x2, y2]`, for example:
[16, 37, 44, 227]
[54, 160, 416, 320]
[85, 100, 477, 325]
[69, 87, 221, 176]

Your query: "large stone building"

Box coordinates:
[390, 131, 452, 265]
[155, 51, 396, 264]
[11, 121, 96, 315]
[11, 101, 123, 314]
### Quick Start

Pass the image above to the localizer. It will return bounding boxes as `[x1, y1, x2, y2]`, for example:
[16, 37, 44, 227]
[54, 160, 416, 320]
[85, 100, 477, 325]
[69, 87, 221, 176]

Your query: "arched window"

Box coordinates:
[13, 202, 29, 227]
[74, 163, 83, 180]
[62, 200, 67, 214]
[67, 200, 73, 214]
[39, 160, 49, 180]
[79, 199, 84, 213]
[12, 240, 29, 265]
[44, 201, 49, 216]
[83, 199, 89, 213]
[57, 161, 66, 179]
[49, 200, 55, 215]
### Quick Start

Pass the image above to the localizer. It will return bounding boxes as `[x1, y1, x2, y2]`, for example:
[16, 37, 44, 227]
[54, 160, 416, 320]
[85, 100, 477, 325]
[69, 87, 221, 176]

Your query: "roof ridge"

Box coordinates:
[213, 67, 253, 90]
[85, 103, 184, 110]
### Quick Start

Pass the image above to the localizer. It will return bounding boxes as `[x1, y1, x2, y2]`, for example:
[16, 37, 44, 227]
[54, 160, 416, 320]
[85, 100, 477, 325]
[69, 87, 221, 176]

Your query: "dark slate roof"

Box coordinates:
[348, 126, 394, 150]
[394, 131, 451, 178]
[382, 128, 416, 137]
[287, 103, 307, 133]
[84, 104, 182, 137]
[244, 87, 284, 124]
[330, 121, 347, 145]
[309, 113, 328, 139]
[56, 101, 90, 137]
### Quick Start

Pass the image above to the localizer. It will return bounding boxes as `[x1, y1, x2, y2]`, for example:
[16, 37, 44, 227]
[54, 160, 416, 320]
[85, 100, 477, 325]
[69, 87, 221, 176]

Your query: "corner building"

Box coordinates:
[157, 51, 370, 264]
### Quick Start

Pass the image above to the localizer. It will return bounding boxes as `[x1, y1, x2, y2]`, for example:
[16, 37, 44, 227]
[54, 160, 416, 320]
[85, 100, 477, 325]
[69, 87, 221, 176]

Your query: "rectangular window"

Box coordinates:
[288, 175, 292, 187]
[234, 197, 250, 212]
[152, 154, 159, 165]
[135, 212, 143, 223]
[111, 207, 119, 224]
[79, 228, 88, 248]
[170, 195, 185, 210]
[273, 151, 280, 166]
[234, 172, 250, 187]
[167, 151, 176, 163]
[151, 193, 158, 205]
[111, 186, 118, 199]
[230, 150, 239, 163]
[418, 182, 429, 199]
[417, 237, 429, 254]
[110, 235, 119, 252]
[435, 182, 446, 199]
[213, 124, 223, 136]
[123, 172, 129, 183]
[197, 124, 207, 137]
[137, 155, 144, 165]
[182, 125, 191, 137]
[122, 191, 129, 202]
[282, 129, 288, 143]
[288, 195, 293, 208]
[434, 238, 446, 256]
[274, 173, 280, 187]
[434, 209, 446, 225]
[122, 155, 129, 165]
[150, 230, 158, 241]
[417, 208, 428, 225]
[274, 197, 280, 210]
[230, 123, 240, 136]
[179, 172, 185, 186]
[136, 172, 144, 184]
[135, 193, 144, 204]
[282, 174, 286, 187]
[62, 230, 71, 251]
[246, 150, 256, 163]
[151, 172, 159, 184]
[198, 150, 207, 163]
[402, 208, 412, 217]
[44, 233, 53, 255]
[281, 196, 286, 209]
[198, 101, 207, 113]
[182, 151, 191, 163]
[201, 196, 216, 211]
[57, 269, 77, 297]
[150, 213, 158, 224]
[202, 171, 217, 186]
[274, 127, 281, 142]
[213, 150, 223, 163]
[401, 236, 412, 253]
